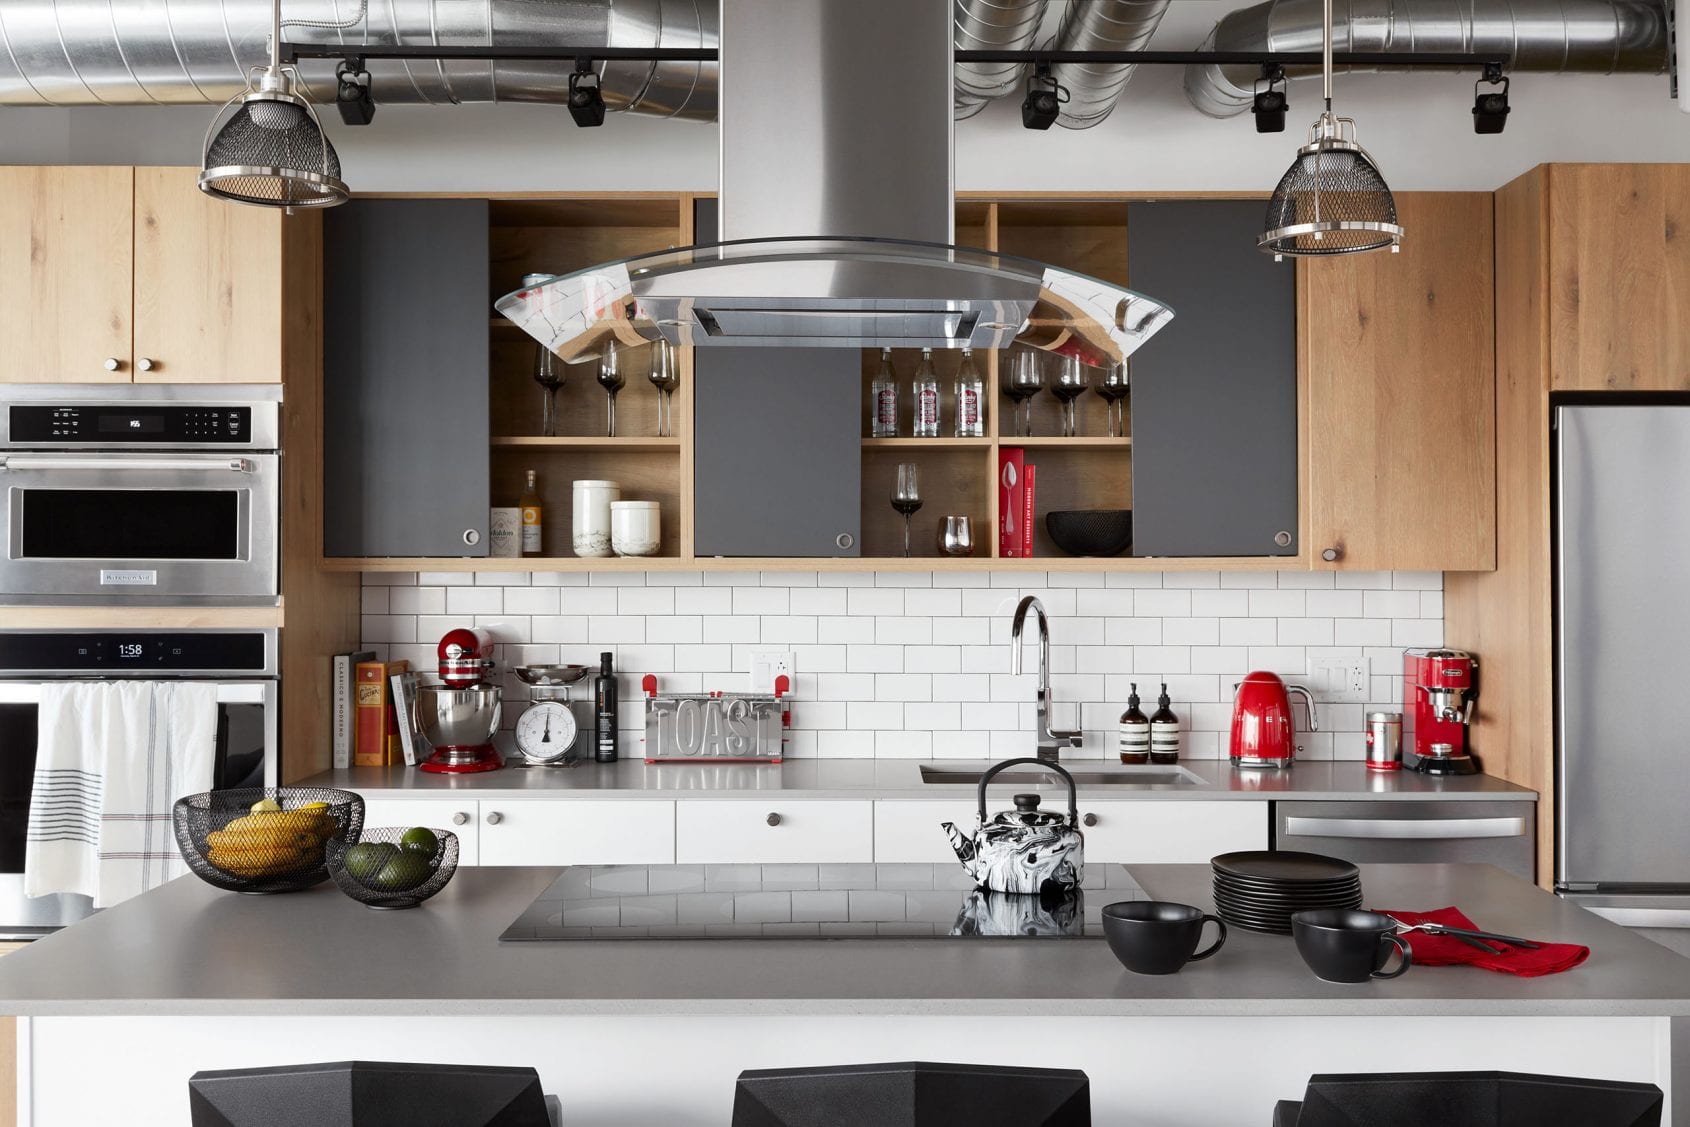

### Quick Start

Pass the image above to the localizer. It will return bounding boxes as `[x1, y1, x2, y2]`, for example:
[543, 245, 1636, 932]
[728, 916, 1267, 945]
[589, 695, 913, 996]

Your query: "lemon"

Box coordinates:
[250, 798, 283, 814]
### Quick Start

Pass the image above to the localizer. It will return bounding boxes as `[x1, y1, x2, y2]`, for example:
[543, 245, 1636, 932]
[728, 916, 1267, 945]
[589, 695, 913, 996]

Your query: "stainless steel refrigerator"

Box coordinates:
[1556, 403, 1690, 955]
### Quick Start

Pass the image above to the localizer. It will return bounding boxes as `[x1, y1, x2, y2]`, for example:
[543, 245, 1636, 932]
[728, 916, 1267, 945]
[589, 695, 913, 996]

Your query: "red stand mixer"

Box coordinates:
[1229, 671, 1318, 768]
[415, 627, 504, 774]
[1403, 648, 1479, 775]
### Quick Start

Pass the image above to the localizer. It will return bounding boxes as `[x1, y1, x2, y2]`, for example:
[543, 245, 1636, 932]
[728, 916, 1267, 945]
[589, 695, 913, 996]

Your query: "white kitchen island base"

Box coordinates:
[19, 1014, 1675, 1127]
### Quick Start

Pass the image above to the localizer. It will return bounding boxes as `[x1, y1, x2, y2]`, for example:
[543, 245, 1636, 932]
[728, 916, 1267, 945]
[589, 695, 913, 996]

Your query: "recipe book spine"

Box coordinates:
[332, 650, 375, 769]
[1022, 463, 1037, 558]
[390, 670, 422, 767]
[354, 659, 410, 767]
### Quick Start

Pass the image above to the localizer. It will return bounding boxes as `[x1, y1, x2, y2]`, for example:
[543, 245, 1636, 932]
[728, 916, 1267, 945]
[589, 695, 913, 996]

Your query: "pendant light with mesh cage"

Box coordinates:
[1258, 0, 1403, 260]
[198, 0, 349, 210]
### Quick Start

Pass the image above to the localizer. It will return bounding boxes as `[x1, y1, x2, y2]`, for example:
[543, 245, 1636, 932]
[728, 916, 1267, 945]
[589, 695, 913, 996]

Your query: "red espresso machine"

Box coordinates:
[415, 627, 504, 774]
[1402, 648, 1479, 775]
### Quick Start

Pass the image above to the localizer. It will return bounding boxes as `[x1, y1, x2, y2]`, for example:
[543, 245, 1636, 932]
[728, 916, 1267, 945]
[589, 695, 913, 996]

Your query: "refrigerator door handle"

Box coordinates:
[1584, 905, 1690, 930]
[1282, 816, 1527, 840]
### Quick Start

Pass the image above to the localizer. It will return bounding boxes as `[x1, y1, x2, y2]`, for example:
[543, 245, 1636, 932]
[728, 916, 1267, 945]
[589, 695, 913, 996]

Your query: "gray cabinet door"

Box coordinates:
[691, 200, 861, 558]
[323, 200, 490, 558]
[1127, 201, 1297, 557]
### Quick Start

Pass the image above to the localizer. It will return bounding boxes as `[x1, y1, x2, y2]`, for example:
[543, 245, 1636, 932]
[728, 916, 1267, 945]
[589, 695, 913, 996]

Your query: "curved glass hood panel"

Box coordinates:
[494, 236, 1175, 366]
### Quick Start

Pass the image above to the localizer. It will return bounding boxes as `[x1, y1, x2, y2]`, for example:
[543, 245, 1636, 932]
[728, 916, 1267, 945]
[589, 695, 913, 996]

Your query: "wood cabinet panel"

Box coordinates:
[133, 166, 286, 383]
[0, 167, 133, 383]
[1548, 164, 1690, 391]
[1304, 192, 1496, 572]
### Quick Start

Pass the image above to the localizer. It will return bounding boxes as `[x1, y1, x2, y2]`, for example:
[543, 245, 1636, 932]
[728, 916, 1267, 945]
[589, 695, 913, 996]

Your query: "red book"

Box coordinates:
[998, 447, 1026, 558]
[354, 659, 410, 767]
[1022, 463, 1037, 558]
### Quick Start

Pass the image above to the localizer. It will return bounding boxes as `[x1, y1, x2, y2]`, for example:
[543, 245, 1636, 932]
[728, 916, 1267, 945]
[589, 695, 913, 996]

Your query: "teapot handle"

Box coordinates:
[976, 757, 1080, 826]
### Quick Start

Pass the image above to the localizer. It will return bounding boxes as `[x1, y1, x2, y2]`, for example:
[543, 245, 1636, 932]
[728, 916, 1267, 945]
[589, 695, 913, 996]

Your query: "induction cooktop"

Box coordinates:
[499, 863, 1147, 940]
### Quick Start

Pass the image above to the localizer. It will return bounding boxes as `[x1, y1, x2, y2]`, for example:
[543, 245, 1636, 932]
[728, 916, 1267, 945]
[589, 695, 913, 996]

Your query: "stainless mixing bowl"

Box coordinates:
[413, 683, 501, 748]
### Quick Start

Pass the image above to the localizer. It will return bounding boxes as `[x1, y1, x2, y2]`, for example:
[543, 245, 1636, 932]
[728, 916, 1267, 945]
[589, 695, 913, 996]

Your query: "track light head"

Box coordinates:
[1473, 65, 1510, 134]
[568, 64, 606, 128]
[1252, 66, 1289, 133]
[1021, 63, 1067, 130]
[335, 60, 375, 126]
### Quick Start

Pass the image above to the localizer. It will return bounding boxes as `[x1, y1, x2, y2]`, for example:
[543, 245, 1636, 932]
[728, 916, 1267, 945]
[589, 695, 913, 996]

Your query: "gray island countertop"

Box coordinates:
[299, 758, 1536, 802]
[0, 862, 1676, 1018]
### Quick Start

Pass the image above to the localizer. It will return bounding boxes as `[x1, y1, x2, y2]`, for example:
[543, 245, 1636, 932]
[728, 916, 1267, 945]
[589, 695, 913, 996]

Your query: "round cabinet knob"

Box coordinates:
[765, 812, 782, 827]
[137, 357, 155, 372]
[462, 528, 481, 546]
[1273, 530, 1293, 548]
[834, 533, 855, 550]
[485, 811, 504, 826]
[103, 357, 122, 372]
[1082, 813, 1098, 827]
[451, 811, 469, 826]
[1322, 546, 1343, 563]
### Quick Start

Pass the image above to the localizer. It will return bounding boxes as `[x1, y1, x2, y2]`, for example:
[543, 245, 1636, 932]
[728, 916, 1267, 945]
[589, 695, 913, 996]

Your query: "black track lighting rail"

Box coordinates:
[281, 42, 1508, 72]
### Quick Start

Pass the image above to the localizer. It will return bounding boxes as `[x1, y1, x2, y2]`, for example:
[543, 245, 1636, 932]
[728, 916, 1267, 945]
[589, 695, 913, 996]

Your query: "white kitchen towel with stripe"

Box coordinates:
[24, 681, 219, 908]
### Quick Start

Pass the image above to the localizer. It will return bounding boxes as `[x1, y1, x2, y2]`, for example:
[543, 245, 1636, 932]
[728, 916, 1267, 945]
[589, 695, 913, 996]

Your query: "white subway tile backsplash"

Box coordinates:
[365, 569, 1441, 758]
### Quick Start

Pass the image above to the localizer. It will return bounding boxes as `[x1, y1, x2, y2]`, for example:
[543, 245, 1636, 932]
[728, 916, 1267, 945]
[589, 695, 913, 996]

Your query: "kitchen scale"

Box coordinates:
[511, 665, 590, 768]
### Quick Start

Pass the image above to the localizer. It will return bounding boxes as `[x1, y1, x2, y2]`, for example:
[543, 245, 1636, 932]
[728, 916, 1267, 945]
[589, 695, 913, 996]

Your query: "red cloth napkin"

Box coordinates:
[1372, 906, 1590, 977]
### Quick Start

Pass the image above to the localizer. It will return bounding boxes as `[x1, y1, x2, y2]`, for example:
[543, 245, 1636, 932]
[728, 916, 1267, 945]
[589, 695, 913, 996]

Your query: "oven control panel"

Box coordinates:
[8, 405, 254, 445]
[0, 632, 271, 674]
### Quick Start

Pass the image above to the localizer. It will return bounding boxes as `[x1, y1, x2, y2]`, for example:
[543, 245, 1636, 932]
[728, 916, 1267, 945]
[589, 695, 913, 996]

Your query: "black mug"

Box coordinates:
[1292, 909, 1413, 983]
[1102, 900, 1228, 975]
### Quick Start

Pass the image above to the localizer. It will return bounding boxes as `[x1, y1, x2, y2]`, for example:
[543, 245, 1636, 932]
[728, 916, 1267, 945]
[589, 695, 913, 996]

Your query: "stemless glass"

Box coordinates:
[1052, 355, 1090, 438]
[1005, 349, 1044, 437]
[1096, 361, 1130, 438]
[891, 463, 923, 558]
[597, 347, 626, 438]
[647, 341, 681, 438]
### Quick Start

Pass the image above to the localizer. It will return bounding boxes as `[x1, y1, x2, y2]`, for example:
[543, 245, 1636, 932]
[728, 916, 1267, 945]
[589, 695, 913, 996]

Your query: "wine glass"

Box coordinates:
[647, 341, 680, 438]
[533, 343, 564, 437]
[891, 463, 923, 558]
[1096, 360, 1129, 438]
[1005, 349, 1044, 437]
[1051, 355, 1089, 438]
[597, 347, 626, 438]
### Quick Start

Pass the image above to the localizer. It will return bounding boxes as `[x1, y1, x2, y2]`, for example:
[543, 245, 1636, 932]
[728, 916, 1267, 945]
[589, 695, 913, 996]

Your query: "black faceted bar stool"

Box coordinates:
[1271, 1070, 1663, 1127]
[732, 1060, 1091, 1127]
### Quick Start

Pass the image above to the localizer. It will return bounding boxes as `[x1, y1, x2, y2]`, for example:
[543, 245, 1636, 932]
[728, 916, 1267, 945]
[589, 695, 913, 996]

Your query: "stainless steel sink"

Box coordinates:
[918, 765, 1204, 787]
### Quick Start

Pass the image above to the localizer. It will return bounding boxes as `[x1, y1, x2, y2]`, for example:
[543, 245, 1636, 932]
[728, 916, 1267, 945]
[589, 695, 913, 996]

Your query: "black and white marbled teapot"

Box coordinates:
[943, 757, 1085, 896]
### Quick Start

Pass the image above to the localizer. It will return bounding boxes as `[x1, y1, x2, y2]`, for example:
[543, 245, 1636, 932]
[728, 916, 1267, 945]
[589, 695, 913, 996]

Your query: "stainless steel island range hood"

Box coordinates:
[497, 0, 1173, 364]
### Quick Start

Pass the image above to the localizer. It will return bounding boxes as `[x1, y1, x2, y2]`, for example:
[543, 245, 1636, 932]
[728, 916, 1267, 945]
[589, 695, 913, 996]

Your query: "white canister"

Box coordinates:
[489, 507, 521, 558]
[611, 501, 662, 557]
[572, 480, 621, 558]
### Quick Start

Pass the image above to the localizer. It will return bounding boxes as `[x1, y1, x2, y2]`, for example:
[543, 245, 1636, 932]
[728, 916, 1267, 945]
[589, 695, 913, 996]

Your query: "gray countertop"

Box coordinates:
[298, 759, 1536, 802]
[0, 863, 1675, 1018]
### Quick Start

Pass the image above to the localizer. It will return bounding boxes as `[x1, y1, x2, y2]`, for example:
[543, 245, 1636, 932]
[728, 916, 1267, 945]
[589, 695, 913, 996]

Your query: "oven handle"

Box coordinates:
[0, 455, 255, 474]
[0, 681, 270, 703]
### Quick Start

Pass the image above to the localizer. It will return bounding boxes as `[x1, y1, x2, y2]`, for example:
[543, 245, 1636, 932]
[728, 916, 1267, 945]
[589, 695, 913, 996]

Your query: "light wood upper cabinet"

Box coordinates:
[0, 167, 134, 384]
[1548, 164, 1690, 391]
[1303, 192, 1497, 573]
[134, 166, 286, 384]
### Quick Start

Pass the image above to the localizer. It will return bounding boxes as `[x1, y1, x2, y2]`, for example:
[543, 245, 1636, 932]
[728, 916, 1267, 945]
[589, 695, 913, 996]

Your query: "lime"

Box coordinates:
[370, 850, 434, 893]
[399, 827, 439, 856]
[342, 841, 398, 884]
[250, 798, 283, 813]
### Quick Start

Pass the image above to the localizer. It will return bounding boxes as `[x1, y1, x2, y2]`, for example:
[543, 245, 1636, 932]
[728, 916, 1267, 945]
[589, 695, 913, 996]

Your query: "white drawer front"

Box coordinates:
[362, 797, 481, 865]
[477, 800, 675, 866]
[874, 801, 979, 863]
[676, 801, 873, 864]
[1080, 800, 1268, 863]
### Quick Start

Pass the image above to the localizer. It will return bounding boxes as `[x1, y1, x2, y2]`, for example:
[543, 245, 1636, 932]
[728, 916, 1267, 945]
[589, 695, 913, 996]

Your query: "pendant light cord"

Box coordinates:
[1322, 0, 1333, 111]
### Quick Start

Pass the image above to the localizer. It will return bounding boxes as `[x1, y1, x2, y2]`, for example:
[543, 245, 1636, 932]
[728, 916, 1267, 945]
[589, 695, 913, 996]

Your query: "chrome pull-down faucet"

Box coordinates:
[1010, 595, 1083, 763]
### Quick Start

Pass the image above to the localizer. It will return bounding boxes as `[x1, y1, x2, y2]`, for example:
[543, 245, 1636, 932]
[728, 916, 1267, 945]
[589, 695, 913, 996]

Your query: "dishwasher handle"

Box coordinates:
[1585, 906, 1690, 930]
[1282, 815, 1528, 840]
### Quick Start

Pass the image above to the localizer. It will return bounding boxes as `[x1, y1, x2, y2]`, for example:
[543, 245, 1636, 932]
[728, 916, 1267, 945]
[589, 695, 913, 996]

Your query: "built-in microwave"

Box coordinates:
[0, 629, 278, 937]
[0, 386, 280, 605]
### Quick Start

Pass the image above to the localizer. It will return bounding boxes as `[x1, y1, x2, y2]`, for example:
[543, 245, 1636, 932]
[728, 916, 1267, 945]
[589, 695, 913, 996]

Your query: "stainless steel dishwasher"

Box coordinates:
[1275, 800, 1535, 881]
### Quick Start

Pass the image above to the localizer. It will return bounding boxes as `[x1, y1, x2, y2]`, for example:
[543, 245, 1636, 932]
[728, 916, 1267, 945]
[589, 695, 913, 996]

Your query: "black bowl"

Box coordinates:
[174, 787, 364, 894]
[1045, 510, 1132, 557]
[327, 827, 459, 910]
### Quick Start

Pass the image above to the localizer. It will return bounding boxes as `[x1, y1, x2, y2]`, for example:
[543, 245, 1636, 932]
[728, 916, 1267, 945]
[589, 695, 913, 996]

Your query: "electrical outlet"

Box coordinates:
[749, 650, 795, 692]
[1308, 657, 1370, 703]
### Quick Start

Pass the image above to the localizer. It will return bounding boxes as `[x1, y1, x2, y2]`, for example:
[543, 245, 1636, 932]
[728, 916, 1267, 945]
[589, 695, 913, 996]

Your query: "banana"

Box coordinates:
[207, 827, 318, 853]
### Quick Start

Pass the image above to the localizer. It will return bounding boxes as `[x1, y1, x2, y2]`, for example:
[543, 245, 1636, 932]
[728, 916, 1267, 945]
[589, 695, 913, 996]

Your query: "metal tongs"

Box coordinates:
[1384, 915, 1543, 955]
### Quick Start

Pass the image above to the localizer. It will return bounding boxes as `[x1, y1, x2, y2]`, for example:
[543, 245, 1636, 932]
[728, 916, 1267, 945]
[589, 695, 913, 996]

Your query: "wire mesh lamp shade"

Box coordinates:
[1259, 116, 1403, 259]
[199, 87, 349, 209]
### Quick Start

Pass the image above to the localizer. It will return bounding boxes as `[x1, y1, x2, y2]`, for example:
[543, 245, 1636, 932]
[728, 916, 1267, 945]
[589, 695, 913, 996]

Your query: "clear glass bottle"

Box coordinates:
[519, 469, 543, 557]
[1150, 683, 1181, 764]
[871, 348, 899, 438]
[913, 347, 940, 438]
[954, 348, 984, 437]
[1119, 682, 1150, 765]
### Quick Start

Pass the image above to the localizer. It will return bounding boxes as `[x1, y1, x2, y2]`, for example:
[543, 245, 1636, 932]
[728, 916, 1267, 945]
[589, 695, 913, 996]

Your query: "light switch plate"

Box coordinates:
[749, 649, 795, 692]
[1307, 657, 1369, 703]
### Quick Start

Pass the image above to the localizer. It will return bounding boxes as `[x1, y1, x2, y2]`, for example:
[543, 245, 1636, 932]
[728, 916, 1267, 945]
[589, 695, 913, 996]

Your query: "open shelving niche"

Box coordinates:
[327, 192, 1294, 574]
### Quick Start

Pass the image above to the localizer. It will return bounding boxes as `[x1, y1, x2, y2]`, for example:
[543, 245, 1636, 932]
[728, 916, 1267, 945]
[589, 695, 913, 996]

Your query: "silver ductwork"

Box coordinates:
[953, 0, 1052, 120]
[1186, 0, 1668, 118]
[1045, 0, 1172, 128]
[0, 0, 716, 117]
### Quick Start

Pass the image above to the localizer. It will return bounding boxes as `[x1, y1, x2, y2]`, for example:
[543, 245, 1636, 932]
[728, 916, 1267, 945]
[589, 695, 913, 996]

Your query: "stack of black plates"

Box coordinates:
[1211, 851, 1363, 934]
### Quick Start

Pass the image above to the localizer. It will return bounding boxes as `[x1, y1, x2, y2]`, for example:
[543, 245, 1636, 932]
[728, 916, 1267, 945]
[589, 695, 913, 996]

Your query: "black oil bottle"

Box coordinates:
[594, 651, 618, 763]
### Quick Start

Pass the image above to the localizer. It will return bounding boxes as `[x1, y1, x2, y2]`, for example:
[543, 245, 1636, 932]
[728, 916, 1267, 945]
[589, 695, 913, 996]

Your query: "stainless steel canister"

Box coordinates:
[1366, 711, 1403, 771]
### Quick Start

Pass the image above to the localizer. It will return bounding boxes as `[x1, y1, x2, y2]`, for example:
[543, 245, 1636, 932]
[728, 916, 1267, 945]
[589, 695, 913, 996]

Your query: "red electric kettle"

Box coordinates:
[1229, 671, 1318, 768]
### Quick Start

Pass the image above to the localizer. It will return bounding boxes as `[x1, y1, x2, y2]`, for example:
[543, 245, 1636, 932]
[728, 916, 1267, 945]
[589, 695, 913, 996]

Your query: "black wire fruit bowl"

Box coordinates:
[174, 787, 364, 894]
[326, 827, 460, 910]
